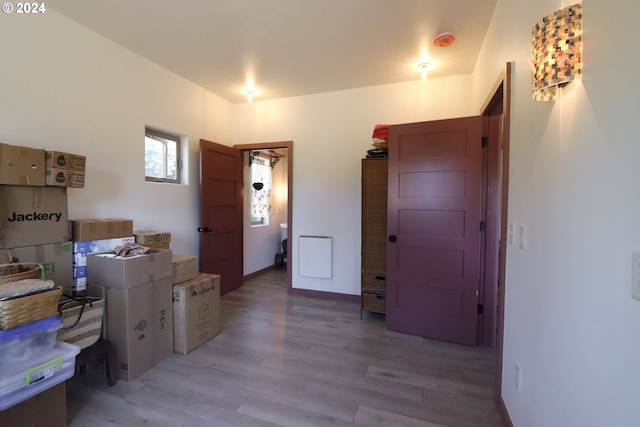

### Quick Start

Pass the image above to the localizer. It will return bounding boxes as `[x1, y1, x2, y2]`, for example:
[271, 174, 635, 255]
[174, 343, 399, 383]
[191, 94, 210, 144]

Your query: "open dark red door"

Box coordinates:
[386, 116, 485, 346]
[199, 139, 243, 295]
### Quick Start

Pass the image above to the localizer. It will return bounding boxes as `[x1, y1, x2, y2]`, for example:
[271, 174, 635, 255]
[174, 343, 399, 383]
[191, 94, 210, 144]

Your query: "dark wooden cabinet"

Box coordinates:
[361, 158, 387, 316]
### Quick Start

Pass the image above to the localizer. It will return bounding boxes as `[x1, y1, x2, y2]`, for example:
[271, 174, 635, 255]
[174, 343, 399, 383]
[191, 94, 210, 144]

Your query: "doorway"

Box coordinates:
[479, 63, 512, 420]
[234, 141, 293, 292]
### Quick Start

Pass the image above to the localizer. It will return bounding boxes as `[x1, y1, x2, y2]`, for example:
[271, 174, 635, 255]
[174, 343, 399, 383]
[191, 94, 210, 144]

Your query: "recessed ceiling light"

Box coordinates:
[416, 61, 432, 80]
[244, 87, 257, 103]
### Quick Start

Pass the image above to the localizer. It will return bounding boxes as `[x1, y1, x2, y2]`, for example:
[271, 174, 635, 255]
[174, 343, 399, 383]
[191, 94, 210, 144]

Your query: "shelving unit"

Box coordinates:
[361, 157, 387, 317]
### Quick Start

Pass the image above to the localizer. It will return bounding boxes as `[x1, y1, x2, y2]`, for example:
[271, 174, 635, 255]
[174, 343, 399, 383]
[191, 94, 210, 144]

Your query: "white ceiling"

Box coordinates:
[47, 0, 497, 104]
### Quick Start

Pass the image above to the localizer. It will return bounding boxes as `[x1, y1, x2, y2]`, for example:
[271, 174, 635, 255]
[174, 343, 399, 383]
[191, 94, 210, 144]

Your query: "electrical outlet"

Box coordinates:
[515, 363, 521, 390]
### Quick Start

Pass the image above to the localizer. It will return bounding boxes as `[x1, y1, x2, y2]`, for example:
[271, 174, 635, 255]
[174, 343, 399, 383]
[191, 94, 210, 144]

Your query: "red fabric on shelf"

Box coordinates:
[372, 124, 389, 142]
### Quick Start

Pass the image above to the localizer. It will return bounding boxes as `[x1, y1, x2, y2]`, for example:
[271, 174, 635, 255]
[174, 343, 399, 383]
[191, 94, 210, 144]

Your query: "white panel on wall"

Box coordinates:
[298, 235, 332, 278]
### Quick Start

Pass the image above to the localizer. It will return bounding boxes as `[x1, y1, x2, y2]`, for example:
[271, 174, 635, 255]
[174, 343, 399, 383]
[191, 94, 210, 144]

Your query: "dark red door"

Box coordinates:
[386, 116, 485, 346]
[199, 139, 243, 295]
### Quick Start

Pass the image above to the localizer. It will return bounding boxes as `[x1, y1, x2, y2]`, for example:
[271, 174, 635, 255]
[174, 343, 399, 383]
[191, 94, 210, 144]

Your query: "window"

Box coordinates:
[250, 156, 272, 226]
[145, 128, 181, 183]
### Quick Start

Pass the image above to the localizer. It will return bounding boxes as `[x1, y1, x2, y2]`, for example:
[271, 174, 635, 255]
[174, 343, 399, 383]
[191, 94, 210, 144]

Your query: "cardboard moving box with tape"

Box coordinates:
[172, 273, 220, 355]
[0, 186, 69, 248]
[0, 143, 46, 186]
[87, 248, 174, 380]
[69, 218, 133, 242]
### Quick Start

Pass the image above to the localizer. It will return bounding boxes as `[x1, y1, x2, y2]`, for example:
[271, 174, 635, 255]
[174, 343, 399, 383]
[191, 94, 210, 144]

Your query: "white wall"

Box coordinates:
[472, 1, 640, 425]
[0, 11, 232, 258]
[232, 79, 475, 294]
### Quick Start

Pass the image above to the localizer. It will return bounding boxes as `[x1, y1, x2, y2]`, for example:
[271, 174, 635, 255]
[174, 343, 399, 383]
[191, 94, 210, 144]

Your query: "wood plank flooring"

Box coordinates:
[66, 269, 503, 427]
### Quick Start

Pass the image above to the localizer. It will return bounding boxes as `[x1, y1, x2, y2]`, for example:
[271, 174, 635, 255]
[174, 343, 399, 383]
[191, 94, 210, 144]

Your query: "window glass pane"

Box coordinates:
[145, 128, 181, 183]
[166, 140, 177, 180]
[145, 136, 165, 179]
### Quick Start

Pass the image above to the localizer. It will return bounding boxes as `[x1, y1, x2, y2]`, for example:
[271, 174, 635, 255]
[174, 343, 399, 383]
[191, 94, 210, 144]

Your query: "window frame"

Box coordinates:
[250, 154, 271, 226]
[144, 127, 182, 184]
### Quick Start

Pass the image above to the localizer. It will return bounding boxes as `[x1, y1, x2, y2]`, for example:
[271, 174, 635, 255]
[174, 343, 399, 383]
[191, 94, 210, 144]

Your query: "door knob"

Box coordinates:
[197, 227, 212, 233]
[388, 235, 397, 243]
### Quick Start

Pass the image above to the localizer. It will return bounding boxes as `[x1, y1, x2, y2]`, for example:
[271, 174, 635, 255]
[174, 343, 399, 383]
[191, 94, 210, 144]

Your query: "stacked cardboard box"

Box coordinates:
[172, 273, 220, 355]
[87, 248, 174, 381]
[172, 255, 198, 284]
[134, 230, 171, 250]
[0, 186, 69, 249]
[0, 143, 87, 287]
[0, 144, 86, 189]
[0, 143, 46, 186]
[69, 218, 134, 292]
[171, 254, 221, 355]
[0, 143, 86, 413]
[45, 150, 86, 188]
[0, 146, 71, 286]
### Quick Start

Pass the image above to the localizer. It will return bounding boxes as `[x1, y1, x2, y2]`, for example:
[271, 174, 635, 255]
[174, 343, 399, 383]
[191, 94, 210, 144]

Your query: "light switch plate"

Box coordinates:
[519, 225, 527, 249]
[632, 249, 640, 300]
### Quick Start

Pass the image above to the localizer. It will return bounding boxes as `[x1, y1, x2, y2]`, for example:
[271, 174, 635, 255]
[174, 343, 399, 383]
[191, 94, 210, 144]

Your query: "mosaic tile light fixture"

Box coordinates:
[531, 3, 582, 101]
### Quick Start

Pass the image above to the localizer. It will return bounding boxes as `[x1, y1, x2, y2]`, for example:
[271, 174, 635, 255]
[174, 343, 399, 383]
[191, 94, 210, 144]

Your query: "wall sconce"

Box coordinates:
[531, 3, 582, 101]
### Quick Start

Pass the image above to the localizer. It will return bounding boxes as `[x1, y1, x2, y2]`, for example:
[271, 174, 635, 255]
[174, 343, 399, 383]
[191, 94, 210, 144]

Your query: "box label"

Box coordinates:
[135, 231, 171, 245]
[7, 211, 63, 223]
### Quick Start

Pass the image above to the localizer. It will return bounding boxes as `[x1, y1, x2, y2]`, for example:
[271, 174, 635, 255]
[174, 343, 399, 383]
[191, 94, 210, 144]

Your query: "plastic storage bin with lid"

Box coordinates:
[0, 340, 80, 410]
[0, 316, 63, 368]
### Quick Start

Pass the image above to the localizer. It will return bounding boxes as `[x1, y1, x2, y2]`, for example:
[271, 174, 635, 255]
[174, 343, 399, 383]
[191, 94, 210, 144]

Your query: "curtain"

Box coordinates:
[250, 159, 272, 219]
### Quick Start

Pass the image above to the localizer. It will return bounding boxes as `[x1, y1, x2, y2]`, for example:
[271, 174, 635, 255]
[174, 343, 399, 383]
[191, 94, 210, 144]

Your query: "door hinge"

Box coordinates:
[477, 304, 484, 315]
[480, 221, 487, 232]
[481, 136, 488, 148]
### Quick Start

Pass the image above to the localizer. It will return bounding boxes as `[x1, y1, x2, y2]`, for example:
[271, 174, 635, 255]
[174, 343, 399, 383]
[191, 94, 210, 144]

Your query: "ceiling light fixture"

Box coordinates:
[433, 32, 455, 48]
[244, 87, 257, 103]
[416, 61, 432, 80]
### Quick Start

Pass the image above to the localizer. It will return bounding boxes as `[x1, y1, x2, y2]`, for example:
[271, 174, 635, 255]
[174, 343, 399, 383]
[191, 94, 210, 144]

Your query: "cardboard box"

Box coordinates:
[172, 273, 220, 355]
[69, 218, 133, 241]
[45, 168, 85, 188]
[73, 237, 135, 292]
[0, 143, 45, 186]
[134, 230, 171, 245]
[86, 248, 173, 289]
[72, 265, 87, 279]
[72, 276, 87, 292]
[143, 242, 170, 250]
[153, 276, 174, 364]
[172, 254, 198, 284]
[0, 186, 68, 249]
[72, 237, 135, 266]
[0, 242, 72, 288]
[104, 282, 153, 381]
[45, 150, 86, 173]
[71, 155, 86, 172]
[96, 277, 173, 381]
